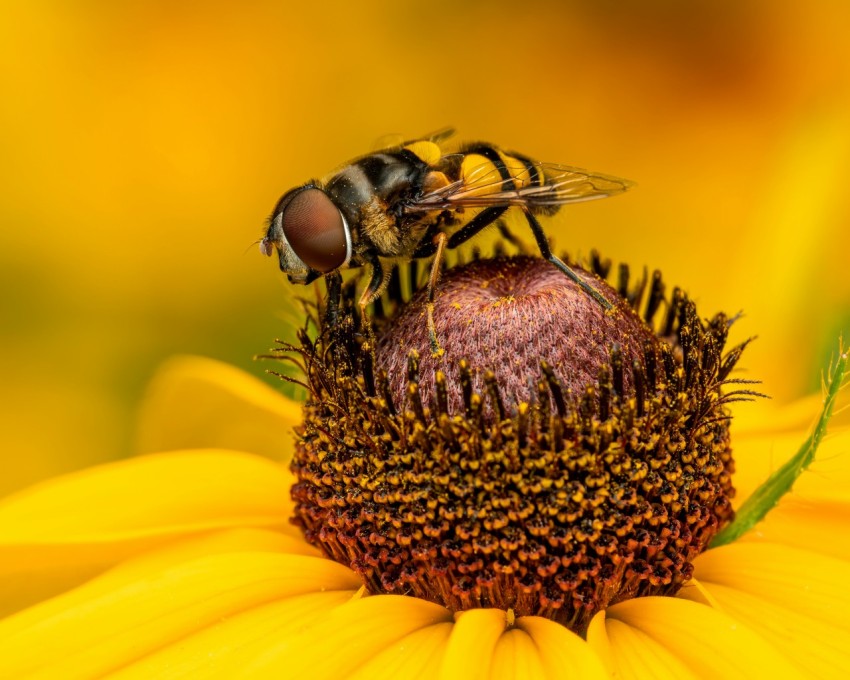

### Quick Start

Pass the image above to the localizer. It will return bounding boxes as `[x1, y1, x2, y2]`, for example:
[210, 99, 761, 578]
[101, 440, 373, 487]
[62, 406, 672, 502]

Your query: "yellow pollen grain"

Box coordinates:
[490, 296, 516, 308]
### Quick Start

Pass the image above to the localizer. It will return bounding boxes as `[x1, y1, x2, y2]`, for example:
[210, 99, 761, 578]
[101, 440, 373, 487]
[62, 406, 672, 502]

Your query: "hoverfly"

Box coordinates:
[261, 129, 633, 352]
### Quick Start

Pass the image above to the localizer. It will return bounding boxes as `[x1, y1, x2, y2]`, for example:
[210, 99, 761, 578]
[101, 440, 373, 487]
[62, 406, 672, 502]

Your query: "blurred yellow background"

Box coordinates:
[1, 0, 848, 495]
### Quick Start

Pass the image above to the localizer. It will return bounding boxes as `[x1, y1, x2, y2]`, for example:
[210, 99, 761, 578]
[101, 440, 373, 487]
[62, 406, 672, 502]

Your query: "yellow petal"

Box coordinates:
[33, 530, 331, 679]
[740, 500, 850, 561]
[111, 591, 354, 680]
[784, 425, 850, 503]
[733, 425, 850, 507]
[732, 387, 850, 437]
[348, 621, 454, 680]
[732, 429, 806, 503]
[241, 594, 453, 679]
[693, 542, 850, 631]
[597, 596, 804, 678]
[0, 551, 360, 678]
[586, 612, 698, 680]
[516, 616, 608, 680]
[102, 527, 320, 583]
[0, 450, 297, 616]
[679, 582, 849, 677]
[728, 426, 850, 560]
[135, 355, 301, 459]
[0, 450, 294, 543]
[488, 627, 545, 680]
[439, 609, 506, 680]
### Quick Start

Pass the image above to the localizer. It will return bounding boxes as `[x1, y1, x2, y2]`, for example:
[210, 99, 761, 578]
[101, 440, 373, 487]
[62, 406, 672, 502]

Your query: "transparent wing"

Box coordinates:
[406, 161, 634, 212]
[410, 127, 456, 146]
[371, 127, 456, 153]
[323, 128, 458, 183]
[370, 133, 406, 152]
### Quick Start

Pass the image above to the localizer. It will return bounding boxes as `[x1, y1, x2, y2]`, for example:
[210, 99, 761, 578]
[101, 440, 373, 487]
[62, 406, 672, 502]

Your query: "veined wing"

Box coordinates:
[406, 161, 634, 212]
[371, 127, 457, 153]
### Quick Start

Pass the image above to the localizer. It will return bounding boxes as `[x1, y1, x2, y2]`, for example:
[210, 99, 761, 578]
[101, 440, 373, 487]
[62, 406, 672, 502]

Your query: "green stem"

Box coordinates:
[711, 341, 847, 548]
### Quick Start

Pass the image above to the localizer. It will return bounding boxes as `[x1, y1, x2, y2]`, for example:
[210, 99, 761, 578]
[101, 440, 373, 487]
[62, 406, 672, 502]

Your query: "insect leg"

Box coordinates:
[447, 206, 508, 249]
[522, 208, 612, 310]
[323, 271, 342, 328]
[358, 256, 387, 345]
[426, 232, 448, 358]
[412, 224, 440, 258]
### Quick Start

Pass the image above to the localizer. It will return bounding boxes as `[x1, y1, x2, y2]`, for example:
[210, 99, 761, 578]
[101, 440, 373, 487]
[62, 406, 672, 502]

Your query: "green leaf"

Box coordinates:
[711, 340, 848, 547]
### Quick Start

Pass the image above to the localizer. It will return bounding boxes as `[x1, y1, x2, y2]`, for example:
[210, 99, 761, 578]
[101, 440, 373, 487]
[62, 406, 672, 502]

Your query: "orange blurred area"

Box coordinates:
[1, 0, 849, 495]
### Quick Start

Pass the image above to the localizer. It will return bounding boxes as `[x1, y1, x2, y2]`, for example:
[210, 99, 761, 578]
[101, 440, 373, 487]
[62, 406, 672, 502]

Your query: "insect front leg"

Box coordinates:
[358, 255, 389, 348]
[323, 271, 343, 329]
[522, 209, 612, 311]
[411, 206, 508, 358]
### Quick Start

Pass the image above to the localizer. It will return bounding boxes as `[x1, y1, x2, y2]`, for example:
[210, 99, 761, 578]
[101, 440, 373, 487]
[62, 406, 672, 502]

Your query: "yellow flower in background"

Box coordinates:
[1, 257, 849, 678]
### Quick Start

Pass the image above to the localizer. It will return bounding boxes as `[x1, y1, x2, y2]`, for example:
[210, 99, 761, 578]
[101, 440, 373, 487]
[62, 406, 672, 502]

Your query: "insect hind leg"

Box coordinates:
[523, 209, 612, 310]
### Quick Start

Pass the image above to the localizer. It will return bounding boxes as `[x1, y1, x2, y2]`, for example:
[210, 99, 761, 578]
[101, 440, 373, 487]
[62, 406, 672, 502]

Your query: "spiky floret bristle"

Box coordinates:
[277, 254, 756, 633]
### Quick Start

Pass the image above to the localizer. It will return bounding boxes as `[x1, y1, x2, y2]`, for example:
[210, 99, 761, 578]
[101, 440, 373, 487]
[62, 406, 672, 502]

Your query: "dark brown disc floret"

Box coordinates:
[282, 254, 754, 633]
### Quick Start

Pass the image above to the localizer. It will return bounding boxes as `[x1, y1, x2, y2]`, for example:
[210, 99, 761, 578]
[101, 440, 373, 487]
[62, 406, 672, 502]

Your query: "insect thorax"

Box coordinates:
[323, 151, 433, 259]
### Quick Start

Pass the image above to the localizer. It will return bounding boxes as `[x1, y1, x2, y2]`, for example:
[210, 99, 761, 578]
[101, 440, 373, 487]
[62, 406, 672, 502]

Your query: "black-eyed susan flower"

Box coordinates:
[0, 255, 848, 679]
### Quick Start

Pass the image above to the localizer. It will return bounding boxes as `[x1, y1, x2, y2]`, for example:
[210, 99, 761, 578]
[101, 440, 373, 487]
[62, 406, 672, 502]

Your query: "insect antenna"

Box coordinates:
[243, 238, 264, 256]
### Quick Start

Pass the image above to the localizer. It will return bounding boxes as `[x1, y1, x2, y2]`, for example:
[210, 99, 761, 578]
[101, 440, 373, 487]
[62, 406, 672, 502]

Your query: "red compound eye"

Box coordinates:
[280, 188, 348, 273]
